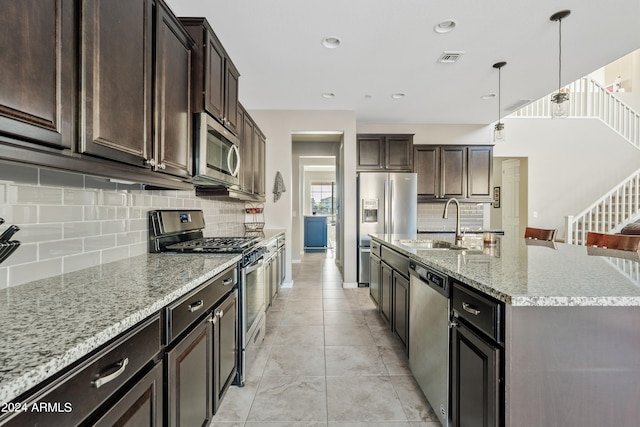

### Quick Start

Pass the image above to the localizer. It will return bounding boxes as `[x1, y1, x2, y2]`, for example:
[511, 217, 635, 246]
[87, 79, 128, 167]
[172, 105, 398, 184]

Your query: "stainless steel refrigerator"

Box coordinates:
[357, 172, 417, 284]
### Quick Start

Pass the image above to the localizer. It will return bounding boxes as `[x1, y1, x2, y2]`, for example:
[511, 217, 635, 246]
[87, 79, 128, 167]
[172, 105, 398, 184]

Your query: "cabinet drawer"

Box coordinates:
[452, 283, 503, 343]
[370, 240, 381, 257]
[166, 266, 236, 343]
[1, 315, 161, 427]
[381, 245, 409, 277]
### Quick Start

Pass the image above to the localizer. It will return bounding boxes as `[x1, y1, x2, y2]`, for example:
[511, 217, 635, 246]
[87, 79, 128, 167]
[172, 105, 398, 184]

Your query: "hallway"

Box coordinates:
[209, 251, 441, 426]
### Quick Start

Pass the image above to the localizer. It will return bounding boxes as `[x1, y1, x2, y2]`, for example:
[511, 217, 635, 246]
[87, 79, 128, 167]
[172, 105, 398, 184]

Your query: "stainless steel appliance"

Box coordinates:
[148, 209, 265, 386]
[409, 260, 450, 427]
[357, 172, 417, 284]
[193, 112, 241, 188]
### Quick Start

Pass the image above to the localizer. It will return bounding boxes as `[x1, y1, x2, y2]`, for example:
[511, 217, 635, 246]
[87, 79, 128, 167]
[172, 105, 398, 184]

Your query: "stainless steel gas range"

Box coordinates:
[149, 209, 266, 386]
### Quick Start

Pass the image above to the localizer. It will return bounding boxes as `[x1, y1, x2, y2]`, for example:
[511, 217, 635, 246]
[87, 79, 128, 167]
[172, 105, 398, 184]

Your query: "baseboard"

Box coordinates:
[281, 280, 293, 288]
[342, 282, 358, 289]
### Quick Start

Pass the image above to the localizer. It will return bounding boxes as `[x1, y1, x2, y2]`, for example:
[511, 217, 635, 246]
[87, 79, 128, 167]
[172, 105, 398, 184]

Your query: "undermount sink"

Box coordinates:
[396, 239, 467, 250]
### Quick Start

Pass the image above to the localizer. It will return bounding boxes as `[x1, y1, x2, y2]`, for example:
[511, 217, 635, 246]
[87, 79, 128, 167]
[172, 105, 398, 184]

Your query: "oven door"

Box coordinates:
[193, 112, 240, 187]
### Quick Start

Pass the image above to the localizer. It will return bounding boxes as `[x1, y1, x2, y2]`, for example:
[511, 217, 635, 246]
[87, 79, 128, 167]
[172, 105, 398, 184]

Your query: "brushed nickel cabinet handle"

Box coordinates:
[188, 300, 204, 312]
[222, 278, 233, 286]
[92, 358, 128, 388]
[462, 302, 481, 316]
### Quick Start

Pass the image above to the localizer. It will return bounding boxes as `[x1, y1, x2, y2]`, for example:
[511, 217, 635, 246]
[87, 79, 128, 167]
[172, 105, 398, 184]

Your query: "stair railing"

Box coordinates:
[512, 76, 640, 150]
[565, 168, 640, 244]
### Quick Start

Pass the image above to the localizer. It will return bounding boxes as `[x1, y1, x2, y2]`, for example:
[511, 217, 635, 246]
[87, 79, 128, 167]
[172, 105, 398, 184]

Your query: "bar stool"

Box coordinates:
[524, 227, 557, 241]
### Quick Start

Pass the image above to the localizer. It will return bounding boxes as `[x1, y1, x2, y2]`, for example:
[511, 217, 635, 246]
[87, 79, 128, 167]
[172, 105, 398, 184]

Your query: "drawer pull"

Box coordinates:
[188, 300, 204, 312]
[462, 302, 481, 316]
[92, 358, 129, 389]
[222, 278, 233, 286]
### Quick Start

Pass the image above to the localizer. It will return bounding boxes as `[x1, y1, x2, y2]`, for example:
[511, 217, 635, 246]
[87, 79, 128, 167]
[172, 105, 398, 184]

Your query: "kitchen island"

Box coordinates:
[371, 233, 640, 427]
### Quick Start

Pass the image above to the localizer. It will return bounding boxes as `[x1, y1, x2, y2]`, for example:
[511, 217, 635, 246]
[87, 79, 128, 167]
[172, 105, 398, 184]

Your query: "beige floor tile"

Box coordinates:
[274, 324, 325, 347]
[325, 345, 388, 376]
[322, 298, 360, 311]
[325, 323, 375, 346]
[247, 376, 327, 422]
[210, 376, 260, 423]
[323, 310, 366, 326]
[390, 375, 440, 422]
[280, 309, 324, 326]
[326, 376, 408, 422]
[263, 345, 326, 376]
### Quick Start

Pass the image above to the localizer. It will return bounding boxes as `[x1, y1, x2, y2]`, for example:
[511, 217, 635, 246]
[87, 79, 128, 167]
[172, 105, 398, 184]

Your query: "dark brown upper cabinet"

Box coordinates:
[357, 134, 413, 171]
[413, 145, 493, 202]
[0, 0, 75, 149]
[180, 18, 240, 135]
[154, 2, 193, 179]
[79, 0, 154, 167]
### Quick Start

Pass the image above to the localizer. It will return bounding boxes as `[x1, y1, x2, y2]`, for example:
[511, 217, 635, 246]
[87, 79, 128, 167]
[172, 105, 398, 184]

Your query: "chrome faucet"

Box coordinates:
[442, 198, 463, 244]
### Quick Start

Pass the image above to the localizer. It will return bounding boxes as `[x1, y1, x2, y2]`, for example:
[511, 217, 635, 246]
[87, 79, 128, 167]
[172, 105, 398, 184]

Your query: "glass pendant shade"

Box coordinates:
[551, 92, 569, 118]
[493, 122, 505, 142]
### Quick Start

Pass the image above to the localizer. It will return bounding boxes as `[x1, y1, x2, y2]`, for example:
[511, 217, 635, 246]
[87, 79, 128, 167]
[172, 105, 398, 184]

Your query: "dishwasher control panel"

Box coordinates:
[409, 261, 450, 298]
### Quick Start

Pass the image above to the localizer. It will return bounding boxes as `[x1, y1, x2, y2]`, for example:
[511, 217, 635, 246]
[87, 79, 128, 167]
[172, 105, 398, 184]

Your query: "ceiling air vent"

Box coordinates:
[438, 51, 464, 63]
[505, 99, 533, 111]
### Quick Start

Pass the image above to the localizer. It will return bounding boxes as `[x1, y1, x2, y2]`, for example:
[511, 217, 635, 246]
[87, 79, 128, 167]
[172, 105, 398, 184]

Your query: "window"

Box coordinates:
[310, 182, 335, 215]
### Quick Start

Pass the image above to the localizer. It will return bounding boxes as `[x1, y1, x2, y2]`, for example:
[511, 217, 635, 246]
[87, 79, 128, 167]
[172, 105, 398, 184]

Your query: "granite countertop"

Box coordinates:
[370, 233, 640, 307]
[0, 252, 242, 405]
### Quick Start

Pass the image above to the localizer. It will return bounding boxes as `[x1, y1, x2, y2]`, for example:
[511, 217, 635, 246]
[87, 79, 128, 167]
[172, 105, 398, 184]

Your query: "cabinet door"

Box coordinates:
[385, 135, 413, 170]
[254, 130, 266, 197]
[0, 0, 74, 148]
[166, 317, 213, 427]
[392, 271, 409, 352]
[414, 145, 440, 198]
[92, 362, 163, 427]
[380, 262, 393, 325]
[213, 291, 238, 414]
[467, 146, 493, 200]
[224, 61, 240, 134]
[357, 136, 384, 170]
[441, 146, 466, 198]
[451, 321, 500, 427]
[80, 0, 153, 166]
[204, 31, 226, 122]
[369, 255, 381, 307]
[240, 106, 254, 194]
[154, 3, 193, 178]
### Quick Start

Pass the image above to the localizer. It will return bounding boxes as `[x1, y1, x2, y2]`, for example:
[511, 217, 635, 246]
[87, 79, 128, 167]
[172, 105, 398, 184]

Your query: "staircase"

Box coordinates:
[511, 76, 640, 244]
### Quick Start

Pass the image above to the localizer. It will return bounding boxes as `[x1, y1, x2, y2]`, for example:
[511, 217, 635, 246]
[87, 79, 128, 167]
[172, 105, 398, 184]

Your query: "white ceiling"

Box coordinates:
[165, 0, 640, 125]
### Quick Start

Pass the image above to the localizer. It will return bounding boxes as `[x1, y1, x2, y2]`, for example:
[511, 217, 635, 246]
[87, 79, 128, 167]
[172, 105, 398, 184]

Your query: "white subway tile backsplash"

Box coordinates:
[1, 165, 246, 288]
[16, 224, 63, 243]
[9, 205, 38, 223]
[64, 189, 98, 205]
[64, 222, 101, 239]
[0, 244, 37, 267]
[39, 205, 84, 223]
[39, 238, 84, 260]
[9, 185, 63, 205]
[63, 252, 101, 274]
[84, 235, 116, 251]
[10, 259, 62, 287]
[102, 220, 127, 235]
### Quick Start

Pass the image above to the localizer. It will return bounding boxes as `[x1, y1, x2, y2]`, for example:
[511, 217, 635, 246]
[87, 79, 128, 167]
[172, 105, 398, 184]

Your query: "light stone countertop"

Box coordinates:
[0, 252, 240, 405]
[370, 233, 640, 307]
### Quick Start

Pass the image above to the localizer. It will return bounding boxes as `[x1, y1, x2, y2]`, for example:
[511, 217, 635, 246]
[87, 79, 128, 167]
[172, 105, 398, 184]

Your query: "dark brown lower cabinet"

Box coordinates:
[451, 320, 501, 427]
[213, 290, 238, 413]
[380, 261, 393, 325]
[92, 362, 163, 427]
[166, 316, 213, 427]
[392, 271, 409, 353]
[369, 253, 381, 307]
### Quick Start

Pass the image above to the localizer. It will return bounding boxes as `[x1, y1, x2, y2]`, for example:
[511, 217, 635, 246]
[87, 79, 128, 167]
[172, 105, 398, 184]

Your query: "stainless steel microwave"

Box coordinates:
[193, 112, 240, 187]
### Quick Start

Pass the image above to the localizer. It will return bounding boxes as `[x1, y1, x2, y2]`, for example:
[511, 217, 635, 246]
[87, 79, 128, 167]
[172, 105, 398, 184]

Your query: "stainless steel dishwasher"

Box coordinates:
[409, 260, 451, 427]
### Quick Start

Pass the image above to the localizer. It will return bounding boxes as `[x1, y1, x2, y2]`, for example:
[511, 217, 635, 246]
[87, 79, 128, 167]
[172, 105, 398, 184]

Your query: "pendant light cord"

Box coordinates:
[498, 66, 502, 124]
[558, 18, 562, 93]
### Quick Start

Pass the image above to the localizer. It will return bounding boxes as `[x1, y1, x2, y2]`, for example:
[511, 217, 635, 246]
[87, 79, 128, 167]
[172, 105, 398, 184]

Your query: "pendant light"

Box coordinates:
[550, 10, 571, 118]
[493, 61, 507, 142]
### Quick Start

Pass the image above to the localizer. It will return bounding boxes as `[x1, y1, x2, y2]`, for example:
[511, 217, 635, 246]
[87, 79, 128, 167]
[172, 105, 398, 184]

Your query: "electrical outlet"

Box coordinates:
[533, 211, 538, 218]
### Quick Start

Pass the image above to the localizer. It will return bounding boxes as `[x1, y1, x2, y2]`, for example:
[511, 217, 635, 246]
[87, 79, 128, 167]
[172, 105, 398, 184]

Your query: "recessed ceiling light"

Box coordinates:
[321, 36, 341, 48]
[434, 19, 457, 34]
[481, 94, 496, 100]
[322, 92, 336, 99]
[391, 93, 406, 99]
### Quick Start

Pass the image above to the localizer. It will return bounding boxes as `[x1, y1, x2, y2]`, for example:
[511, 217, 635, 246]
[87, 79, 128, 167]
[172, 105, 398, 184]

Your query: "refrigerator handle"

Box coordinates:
[383, 179, 389, 234]
[389, 179, 395, 234]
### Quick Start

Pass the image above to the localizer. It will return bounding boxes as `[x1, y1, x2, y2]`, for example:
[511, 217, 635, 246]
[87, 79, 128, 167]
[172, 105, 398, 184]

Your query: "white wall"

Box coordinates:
[245, 110, 358, 286]
[496, 117, 640, 240]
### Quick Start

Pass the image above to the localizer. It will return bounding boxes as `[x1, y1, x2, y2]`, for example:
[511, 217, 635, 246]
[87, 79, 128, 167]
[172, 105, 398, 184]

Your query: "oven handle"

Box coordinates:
[244, 257, 263, 274]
